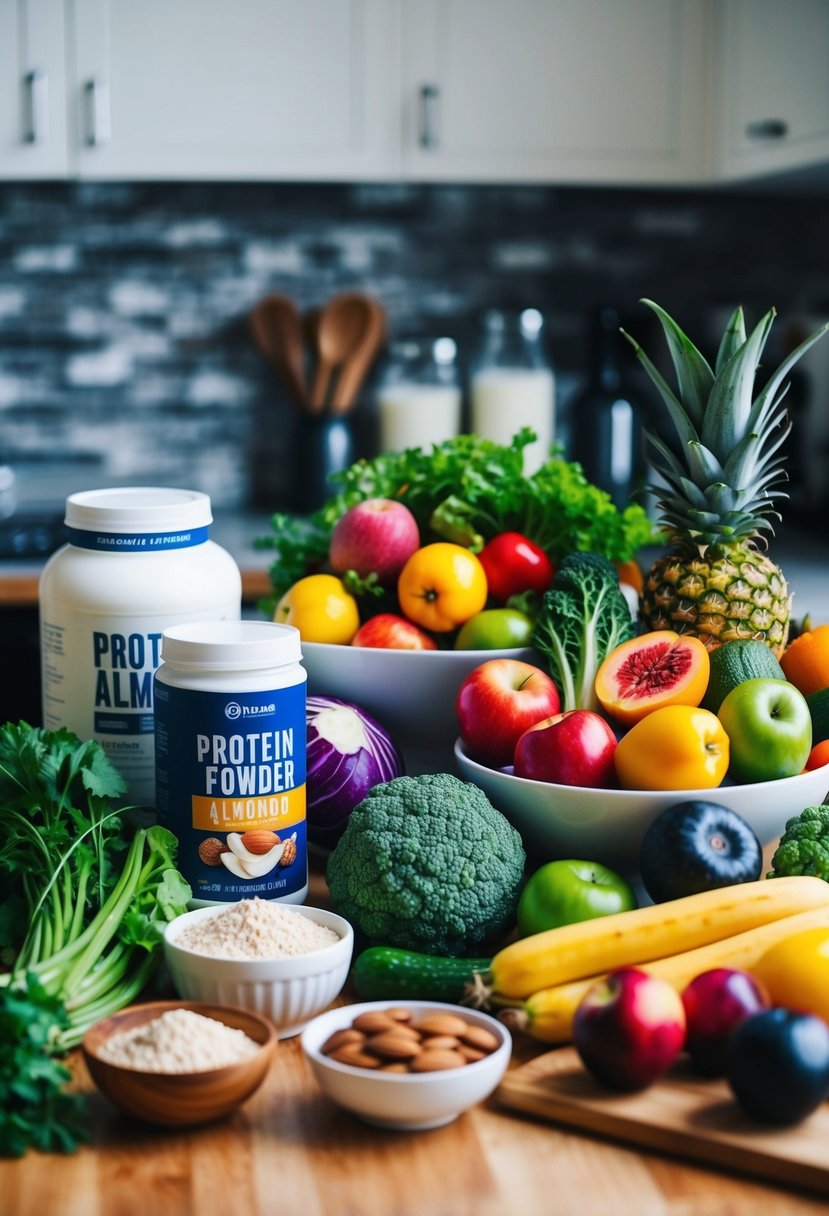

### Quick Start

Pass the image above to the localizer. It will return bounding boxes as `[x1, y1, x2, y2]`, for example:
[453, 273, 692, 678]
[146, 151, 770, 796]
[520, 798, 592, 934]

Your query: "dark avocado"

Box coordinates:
[638, 800, 763, 904]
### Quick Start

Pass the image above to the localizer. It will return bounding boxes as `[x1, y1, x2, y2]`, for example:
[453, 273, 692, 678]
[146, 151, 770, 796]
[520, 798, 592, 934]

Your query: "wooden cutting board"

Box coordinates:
[496, 1047, 829, 1196]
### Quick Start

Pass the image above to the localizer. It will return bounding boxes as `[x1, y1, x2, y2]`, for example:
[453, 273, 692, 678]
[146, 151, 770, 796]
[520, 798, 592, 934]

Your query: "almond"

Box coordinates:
[364, 1032, 422, 1061]
[241, 830, 281, 855]
[414, 1013, 469, 1038]
[410, 1048, 467, 1072]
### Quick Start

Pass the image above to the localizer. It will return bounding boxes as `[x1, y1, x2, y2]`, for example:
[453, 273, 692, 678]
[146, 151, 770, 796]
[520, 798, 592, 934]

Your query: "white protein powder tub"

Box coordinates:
[154, 620, 308, 907]
[39, 487, 241, 807]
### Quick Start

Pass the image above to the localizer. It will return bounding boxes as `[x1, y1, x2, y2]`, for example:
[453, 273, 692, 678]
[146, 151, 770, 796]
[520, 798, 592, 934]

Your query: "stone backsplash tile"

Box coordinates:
[1, 180, 827, 512]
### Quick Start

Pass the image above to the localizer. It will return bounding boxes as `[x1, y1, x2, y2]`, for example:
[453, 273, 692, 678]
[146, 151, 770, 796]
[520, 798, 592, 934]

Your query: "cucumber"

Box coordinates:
[806, 687, 829, 745]
[352, 947, 491, 1004]
[702, 639, 786, 713]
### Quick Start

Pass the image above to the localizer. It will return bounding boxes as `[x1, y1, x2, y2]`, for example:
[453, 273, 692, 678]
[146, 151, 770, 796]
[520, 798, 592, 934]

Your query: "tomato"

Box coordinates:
[614, 705, 730, 791]
[752, 928, 829, 1024]
[454, 608, 534, 651]
[274, 573, 360, 644]
[478, 532, 554, 603]
[397, 543, 487, 633]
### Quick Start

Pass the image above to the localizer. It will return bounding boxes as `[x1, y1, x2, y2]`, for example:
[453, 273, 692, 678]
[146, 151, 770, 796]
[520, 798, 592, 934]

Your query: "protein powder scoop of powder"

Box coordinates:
[173, 898, 340, 960]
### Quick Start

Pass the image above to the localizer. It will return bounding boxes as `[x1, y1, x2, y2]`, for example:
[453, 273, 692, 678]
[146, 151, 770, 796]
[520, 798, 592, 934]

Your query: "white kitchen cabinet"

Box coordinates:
[715, 0, 829, 181]
[0, 0, 69, 179]
[70, 0, 400, 180]
[400, 0, 709, 184]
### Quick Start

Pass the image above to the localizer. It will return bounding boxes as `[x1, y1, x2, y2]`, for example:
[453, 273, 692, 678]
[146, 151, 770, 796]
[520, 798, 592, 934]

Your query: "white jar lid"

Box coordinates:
[65, 486, 213, 532]
[161, 620, 303, 671]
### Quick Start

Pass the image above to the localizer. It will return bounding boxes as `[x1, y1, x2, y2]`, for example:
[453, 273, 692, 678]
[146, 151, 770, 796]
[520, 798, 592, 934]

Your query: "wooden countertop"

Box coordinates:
[3, 1032, 824, 1216]
[3, 861, 827, 1216]
[0, 568, 272, 608]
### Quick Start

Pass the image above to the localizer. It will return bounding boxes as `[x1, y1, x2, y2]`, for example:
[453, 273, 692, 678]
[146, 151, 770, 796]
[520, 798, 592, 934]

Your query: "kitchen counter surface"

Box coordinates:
[1, 514, 827, 620]
[3, 864, 828, 1216]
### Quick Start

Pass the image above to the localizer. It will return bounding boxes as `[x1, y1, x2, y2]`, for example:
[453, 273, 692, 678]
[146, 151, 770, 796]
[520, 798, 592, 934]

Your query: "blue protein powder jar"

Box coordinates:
[154, 620, 308, 907]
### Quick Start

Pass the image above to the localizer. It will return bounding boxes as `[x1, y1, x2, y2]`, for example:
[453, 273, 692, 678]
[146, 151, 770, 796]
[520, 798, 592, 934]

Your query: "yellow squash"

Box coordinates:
[501, 904, 829, 1044]
[490, 876, 829, 1000]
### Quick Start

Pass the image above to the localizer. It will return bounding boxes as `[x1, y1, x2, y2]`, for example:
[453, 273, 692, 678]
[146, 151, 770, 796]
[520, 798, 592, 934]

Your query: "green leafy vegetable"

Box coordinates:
[0, 973, 88, 1158]
[0, 722, 192, 1054]
[256, 429, 658, 608]
[532, 552, 637, 712]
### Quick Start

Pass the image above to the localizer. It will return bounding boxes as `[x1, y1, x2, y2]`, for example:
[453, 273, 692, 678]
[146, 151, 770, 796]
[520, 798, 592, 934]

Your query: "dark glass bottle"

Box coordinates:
[570, 307, 647, 508]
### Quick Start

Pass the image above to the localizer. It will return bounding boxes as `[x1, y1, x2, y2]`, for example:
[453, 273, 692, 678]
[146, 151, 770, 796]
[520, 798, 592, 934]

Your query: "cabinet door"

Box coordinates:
[0, 0, 68, 179]
[716, 0, 829, 180]
[401, 0, 707, 184]
[71, 0, 400, 179]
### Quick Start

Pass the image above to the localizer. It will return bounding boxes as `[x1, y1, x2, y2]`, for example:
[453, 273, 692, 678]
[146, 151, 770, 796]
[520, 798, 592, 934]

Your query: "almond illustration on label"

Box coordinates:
[242, 830, 281, 855]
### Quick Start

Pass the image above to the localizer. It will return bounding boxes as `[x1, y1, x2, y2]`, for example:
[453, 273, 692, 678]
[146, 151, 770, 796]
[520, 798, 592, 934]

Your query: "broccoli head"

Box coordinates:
[532, 551, 636, 712]
[325, 773, 525, 956]
[768, 806, 829, 880]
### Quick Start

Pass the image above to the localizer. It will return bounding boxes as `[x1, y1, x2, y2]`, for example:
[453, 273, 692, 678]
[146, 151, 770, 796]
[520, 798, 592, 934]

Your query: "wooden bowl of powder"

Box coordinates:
[82, 1000, 277, 1126]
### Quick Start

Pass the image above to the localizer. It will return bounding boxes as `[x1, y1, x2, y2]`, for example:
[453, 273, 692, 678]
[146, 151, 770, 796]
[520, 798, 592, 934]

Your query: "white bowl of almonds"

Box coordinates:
[163, 899, 353, 1038]
[300, 1000, 511, 1130]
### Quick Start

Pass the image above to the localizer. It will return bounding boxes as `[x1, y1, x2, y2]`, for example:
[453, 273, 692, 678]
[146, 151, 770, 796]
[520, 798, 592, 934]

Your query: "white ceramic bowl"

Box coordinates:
[454, 739, 829, 875]
[301, 640, 535, 772]
[300, 1000, 512, 1131]
[163, 905, 354, 1038]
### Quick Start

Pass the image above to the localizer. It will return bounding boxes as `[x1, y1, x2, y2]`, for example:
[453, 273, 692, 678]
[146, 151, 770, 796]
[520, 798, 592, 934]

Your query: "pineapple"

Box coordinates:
[624, 300, 828, 657]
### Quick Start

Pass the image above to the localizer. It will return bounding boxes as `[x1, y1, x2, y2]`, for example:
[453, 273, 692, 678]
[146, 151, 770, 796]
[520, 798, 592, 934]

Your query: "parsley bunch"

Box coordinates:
[255, 429, 658, 607]
[0, 974, 88, 1157]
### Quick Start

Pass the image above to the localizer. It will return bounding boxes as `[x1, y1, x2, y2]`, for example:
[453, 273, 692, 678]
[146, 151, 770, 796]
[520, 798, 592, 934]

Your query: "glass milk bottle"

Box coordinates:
[376, 338, 462, 453]
[470, 309, 555, 473]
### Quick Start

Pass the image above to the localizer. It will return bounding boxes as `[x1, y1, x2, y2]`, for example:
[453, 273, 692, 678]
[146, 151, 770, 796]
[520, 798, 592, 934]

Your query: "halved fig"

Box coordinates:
[595, 630, 710, 725]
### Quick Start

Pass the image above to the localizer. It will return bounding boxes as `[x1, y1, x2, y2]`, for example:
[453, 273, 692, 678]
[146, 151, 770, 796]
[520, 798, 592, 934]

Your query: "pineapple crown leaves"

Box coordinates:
[621, 300, 829, 545]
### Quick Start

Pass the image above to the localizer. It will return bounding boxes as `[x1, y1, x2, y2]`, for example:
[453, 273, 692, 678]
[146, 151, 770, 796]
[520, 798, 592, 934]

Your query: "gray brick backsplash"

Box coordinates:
[1, 181, 827, 514]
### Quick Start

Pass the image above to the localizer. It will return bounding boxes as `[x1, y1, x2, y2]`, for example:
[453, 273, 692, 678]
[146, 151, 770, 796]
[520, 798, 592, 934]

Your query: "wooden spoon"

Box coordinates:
[331, 297, 386, 414]
[249, 294, 308, 410]
[311, 293, 379, 413]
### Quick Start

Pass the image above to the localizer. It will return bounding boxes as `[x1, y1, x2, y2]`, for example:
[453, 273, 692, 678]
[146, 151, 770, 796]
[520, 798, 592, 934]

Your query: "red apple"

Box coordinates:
[573, 967, 686, 1091]
[456, 659, 561, 769]
[681, 967, 770, 1076]
[352, 613, 437, 651]
[329, 498, 420, 585]
[513, 710, 617, 788]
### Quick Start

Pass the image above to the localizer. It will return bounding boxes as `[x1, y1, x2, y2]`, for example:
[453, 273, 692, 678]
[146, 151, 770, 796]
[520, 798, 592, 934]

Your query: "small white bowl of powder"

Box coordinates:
[163, 900, 354, 1038]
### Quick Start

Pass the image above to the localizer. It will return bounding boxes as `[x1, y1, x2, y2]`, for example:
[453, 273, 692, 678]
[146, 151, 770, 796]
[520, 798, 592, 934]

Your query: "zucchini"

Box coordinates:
[352, 947, 491, 1004]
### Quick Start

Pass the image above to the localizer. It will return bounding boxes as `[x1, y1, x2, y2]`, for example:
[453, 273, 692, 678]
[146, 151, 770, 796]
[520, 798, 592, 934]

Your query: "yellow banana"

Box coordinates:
[491, 876, 829, 999]
[500, 904, 829, 1044]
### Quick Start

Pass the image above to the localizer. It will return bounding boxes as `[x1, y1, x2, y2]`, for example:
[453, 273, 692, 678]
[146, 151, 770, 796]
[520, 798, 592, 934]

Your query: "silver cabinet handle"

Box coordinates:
[24, 69, 49, 144]
[418, 84, 440, 150]
[85, 77, 112, 147]
[745, 118, 789, 140]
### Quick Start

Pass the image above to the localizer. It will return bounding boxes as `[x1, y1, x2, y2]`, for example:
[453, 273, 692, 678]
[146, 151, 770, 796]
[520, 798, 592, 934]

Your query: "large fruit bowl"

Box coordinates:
[454, 738, 829, 876]
[301, 641, 535, 773]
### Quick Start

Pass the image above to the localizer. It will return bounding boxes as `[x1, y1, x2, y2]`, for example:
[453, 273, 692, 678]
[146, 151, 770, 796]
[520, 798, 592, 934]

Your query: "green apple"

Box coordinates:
[454, 607, 534, 650]
[717, 678, 812, 784]
[517, 859, 637, 936]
